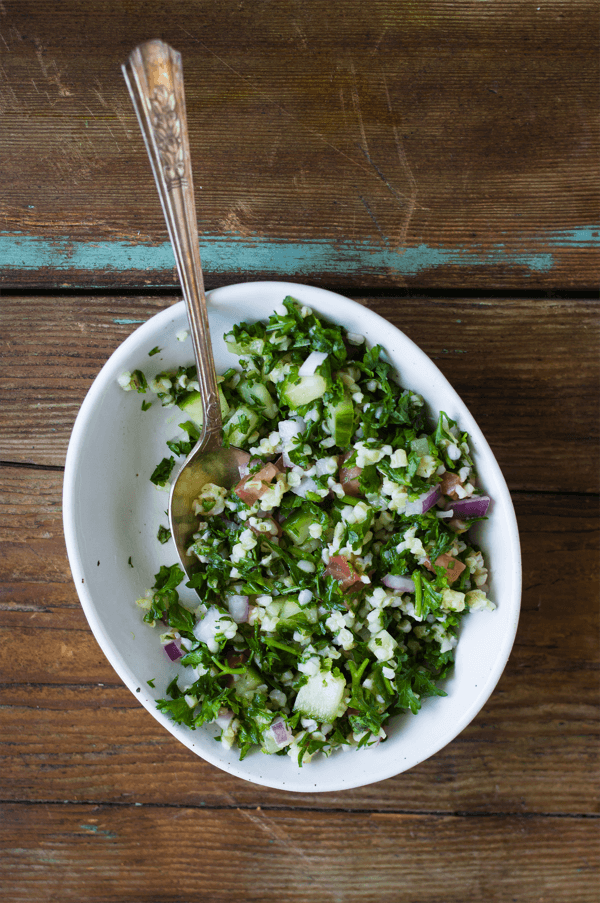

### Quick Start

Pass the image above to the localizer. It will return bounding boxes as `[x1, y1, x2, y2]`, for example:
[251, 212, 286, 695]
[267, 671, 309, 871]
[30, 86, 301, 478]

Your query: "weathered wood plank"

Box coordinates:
[1, 295, 598, 492]
[0, 0, 597, 287]
[1, 669, 596, 815]
[1, 469, 597, 813]
[0, 805, 597, 903]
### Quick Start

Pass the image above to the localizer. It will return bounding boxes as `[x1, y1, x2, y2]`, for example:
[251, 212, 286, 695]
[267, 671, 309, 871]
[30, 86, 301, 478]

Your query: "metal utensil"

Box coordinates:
[122, 40, 250, 574]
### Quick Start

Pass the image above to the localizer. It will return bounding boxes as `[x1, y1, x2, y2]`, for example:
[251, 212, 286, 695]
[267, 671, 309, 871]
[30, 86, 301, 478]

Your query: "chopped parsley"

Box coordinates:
[130, 370, 147, 393]
[157, 524, 172, 544]
[150, 456, 176, 487]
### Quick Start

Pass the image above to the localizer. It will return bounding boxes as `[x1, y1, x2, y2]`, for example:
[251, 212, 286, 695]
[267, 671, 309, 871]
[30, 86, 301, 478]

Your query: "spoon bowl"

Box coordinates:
[123, 40, 250, 574]
[169, 445, 251, 574]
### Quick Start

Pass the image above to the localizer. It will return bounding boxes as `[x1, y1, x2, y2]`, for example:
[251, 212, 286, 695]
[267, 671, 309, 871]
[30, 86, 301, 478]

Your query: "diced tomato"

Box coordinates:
[339, 451, 363, 497]
[440, 472, 462, 498]
[324, 554, 364, 591]
[424, 552, 466, 584]
[234, 463, 279, 504]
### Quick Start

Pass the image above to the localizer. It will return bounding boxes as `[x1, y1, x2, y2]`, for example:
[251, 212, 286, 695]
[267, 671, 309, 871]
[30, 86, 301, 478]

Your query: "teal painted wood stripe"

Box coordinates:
[0, 227, 597, 277]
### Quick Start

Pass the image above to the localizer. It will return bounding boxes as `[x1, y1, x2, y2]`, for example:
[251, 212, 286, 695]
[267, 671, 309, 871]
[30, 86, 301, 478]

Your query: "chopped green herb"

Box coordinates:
[157, 524, 172, 544]
[150, 456, 176, 487]
[148, 346, 161, 356]
[141, 400, 152, 411]
[130, 370, 147, 393]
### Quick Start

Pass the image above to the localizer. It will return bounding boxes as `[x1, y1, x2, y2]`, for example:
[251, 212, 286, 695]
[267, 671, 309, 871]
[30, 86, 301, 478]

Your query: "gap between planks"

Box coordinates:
[1, 798, 597, 820]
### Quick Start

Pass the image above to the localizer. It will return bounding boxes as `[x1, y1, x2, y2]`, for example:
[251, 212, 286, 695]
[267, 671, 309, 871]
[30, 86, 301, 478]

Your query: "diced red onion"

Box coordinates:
[269, 717, 294, 748]
[405, 485, 441, 516]
[177, 664, 199, 689]
[238, 456, 263, 479]
[451, 495, 491, 519]
[193, 606, 221, 645]
[382, 574, 415, 593]
[227, 594, 250, 624]
[298, 350, 328, 377]
[292, 476, 320, 498]
[315, 456, 337, 477]
[163, 641, 183, 662]
[215, 708, 234, 730]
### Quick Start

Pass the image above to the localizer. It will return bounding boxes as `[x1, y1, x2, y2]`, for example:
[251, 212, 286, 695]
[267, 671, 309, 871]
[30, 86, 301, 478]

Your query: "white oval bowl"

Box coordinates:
[63, 281, 521, 792]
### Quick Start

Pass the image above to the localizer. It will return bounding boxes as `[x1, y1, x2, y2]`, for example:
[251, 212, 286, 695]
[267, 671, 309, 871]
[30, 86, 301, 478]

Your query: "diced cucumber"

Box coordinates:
[233, 666, 263, 701]
[223, 404, 260, 446]
[280, 374, 327, 409]
[265, 599, 283, 618]
[294, 670, 346, 723]
[282, 503, 329, 546]
[282, 510, 314, 545]
[238, 379, 278, 419]
[303, 606, 319, 624]
[225, 334, 265, 356]
[326, 392, 354, 447]
[279, 598, 301, 624]
[266, 596, 301, 626]
[410, 436, 430, 456]
[178, 389, 229, 428]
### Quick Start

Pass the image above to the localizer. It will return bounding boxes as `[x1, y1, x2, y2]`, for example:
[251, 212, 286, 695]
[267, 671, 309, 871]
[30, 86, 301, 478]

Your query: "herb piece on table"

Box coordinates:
[157, 524, 172, 544]
[150, 456, 176, 487]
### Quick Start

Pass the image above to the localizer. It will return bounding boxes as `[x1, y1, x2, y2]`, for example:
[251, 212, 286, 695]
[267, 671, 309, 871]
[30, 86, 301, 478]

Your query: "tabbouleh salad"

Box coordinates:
[118, 297, 494, 765]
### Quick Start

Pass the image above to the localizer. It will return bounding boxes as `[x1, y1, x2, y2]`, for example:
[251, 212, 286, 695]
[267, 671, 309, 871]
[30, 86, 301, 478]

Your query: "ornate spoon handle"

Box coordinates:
[122, 40, 222, 450]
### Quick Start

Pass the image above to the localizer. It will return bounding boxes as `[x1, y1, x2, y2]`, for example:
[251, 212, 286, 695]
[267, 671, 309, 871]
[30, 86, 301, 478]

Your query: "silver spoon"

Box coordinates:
[122, 40, 250, 575]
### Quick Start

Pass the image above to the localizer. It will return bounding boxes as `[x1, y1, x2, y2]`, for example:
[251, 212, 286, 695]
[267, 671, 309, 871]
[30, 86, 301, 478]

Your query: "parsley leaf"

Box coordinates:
[157, 524, 172, 544]
[150, 456, 176, 487]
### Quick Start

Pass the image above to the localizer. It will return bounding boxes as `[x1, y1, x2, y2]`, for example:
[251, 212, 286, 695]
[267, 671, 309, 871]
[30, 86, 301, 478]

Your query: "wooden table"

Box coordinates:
[1, 2, 598, 900]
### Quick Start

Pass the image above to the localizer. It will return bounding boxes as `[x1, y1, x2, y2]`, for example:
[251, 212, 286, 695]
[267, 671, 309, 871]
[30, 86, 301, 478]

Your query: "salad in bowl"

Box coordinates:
[63, 282, 521, 791]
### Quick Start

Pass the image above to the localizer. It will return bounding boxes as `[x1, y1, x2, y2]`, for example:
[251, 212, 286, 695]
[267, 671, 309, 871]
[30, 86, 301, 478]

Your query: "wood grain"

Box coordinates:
[1, 467, 597, 815]
[0, 804, 598, 903]
[0, 1, 597, 287]
[2, 294, 598, 493]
